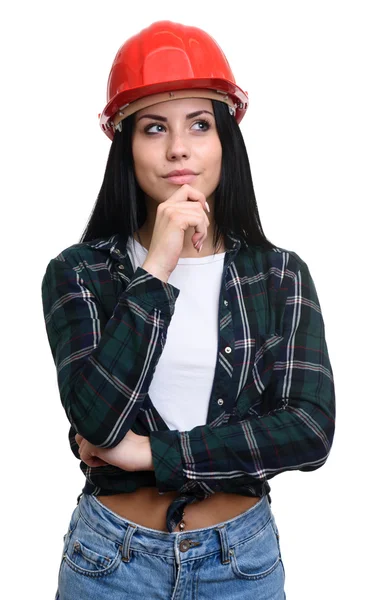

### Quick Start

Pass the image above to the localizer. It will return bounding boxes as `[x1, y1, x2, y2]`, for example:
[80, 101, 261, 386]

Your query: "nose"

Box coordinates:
[166, 132, 191, 161]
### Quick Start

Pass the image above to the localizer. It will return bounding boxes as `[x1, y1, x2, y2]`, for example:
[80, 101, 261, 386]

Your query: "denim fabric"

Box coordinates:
[55, 493, 286, 599]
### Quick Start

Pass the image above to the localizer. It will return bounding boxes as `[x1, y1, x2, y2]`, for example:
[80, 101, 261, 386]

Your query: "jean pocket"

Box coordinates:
[64, 514, 122, 577]
[230, 518, 282, 581]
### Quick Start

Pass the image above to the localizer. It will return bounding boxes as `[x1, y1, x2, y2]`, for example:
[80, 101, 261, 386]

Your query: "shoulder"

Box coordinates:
[234, 243, 314, 300]
[46, 234, 124, 269]
[41, 235, 128, 296]
[245, 243, 309, 274]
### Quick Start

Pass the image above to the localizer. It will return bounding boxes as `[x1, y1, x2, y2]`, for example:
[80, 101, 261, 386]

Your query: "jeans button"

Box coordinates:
[180, 540, 191, 552]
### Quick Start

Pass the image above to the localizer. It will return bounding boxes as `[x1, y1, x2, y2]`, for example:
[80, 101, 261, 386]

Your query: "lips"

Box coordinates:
[163, 169, 198, 185]
[163, 169, 197, 177]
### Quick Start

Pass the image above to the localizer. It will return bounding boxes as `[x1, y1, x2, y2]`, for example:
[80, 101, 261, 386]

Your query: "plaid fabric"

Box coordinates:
[41, 232, 335, 532]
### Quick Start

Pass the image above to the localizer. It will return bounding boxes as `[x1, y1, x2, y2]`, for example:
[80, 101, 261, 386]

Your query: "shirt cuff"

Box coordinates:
[120, 267, 180, 314]
[149, 429, 185, 492]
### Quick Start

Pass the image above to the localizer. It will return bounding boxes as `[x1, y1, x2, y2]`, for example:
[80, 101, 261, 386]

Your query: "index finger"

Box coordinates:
[181, 184, 209, 213]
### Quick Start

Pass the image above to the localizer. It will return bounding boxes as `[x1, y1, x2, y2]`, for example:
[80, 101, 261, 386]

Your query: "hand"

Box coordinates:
[142, 184, 210, 280]
[75, 429, 153, 471]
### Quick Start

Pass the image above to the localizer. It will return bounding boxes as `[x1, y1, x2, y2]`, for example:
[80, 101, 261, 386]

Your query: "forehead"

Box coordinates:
[135, 97, 214, 119]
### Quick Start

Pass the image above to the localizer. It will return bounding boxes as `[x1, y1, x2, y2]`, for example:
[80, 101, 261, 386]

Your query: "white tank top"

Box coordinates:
[126, 236, 226, 430]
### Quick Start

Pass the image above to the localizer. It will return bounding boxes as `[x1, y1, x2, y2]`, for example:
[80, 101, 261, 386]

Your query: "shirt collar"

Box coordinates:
[226, 231, 246, 251]
[84, 230, 246, 260]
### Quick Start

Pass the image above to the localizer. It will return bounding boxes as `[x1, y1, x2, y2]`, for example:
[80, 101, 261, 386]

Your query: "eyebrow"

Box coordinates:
[136, 110, 214, 122]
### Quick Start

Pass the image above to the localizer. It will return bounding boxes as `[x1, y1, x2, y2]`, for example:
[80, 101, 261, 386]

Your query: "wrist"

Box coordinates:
[141, 260, 170, 283]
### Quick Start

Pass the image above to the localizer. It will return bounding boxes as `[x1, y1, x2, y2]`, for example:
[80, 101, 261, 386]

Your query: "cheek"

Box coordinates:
[210, 146, 222, 181]
[207, 136, 222, 169]
[132, 141, 153, 186]
[132, 138, 144, 168]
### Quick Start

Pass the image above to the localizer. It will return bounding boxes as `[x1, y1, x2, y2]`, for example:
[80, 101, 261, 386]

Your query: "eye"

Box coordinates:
[144, 123, 166, 134]
[191, 120, 211, 131]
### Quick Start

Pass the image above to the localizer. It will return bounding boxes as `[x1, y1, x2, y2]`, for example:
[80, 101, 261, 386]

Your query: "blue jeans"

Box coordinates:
[56, 492, 286, 599]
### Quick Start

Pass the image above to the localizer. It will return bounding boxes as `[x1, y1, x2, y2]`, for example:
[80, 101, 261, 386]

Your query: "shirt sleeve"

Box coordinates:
[41, 254, 180, 448]
[149, 259, 336, 493]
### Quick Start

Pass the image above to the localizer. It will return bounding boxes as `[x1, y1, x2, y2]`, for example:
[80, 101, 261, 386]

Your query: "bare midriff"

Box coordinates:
[96, 488, 261, 533]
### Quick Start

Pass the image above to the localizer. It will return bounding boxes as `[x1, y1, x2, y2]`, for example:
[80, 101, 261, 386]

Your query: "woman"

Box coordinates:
[41, 20, 335, 599]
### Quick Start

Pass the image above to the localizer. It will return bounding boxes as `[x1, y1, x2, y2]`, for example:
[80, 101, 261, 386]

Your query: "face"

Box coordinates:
[131, 97, 222, 205]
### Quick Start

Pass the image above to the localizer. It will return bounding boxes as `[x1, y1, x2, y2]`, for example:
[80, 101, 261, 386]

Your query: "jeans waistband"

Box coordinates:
[77, 493, 273, 562]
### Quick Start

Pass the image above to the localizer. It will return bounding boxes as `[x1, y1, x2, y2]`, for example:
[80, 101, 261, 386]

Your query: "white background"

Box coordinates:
[2, 1, 372, 597]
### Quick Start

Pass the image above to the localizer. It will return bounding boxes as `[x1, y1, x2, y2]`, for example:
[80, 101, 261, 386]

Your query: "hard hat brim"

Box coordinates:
[99, 78, 248, 141]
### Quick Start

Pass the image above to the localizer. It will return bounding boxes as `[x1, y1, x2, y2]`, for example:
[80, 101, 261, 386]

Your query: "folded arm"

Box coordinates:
[149, 259, 336, 492]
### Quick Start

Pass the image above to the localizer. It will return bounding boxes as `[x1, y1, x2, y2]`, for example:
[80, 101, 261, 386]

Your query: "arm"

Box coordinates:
[41, 253, 179, 448]
[75, 430, 155, 471]
[149, 259, 336, 492]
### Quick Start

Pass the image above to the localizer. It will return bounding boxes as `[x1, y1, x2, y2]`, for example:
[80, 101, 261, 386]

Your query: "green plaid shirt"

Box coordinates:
[41, 232, 335, 532]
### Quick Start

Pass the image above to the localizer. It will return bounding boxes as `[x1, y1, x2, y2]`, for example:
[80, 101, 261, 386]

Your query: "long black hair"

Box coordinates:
[79, 100, 277, 252]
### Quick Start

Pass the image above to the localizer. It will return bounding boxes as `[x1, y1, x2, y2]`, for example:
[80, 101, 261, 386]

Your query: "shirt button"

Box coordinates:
[224, 346, 232, 354]
[115, 249, 121, 254]
[224, 300, 229, 306]
[217, 398, 224, 406]
[118, 265, 124, 270]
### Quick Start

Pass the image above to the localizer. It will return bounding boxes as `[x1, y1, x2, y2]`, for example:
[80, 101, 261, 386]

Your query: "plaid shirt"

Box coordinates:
[41, 232, 335, 532]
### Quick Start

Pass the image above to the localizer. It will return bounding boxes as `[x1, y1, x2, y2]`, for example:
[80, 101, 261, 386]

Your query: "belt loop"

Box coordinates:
[120, 523, 137, 563]
[216, 525, 231, 565]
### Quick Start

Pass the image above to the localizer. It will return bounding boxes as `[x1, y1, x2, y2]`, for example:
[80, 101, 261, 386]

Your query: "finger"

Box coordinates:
[171, 205, 210, 228]
[191, 232, 203, 247]
[182, 185, 208, 213]
[178, 207, 208, 248]
[81, 456, 108, 468]
[191, 228, 208, 249]
[77, 439, 91, 460]
[78, 439, 108, 467]
[75, 433, 83, 445]
[166, 184, 207, 213]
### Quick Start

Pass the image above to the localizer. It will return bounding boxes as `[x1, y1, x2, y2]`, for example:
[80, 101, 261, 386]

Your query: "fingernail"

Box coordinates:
[205, 202, 210, 213]
[198, 244, 203, 253]
[194, 241, 200, 249]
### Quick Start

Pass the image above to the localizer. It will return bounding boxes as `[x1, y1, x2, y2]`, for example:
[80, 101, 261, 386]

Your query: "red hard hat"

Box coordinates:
[99, 21, 248, 140]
